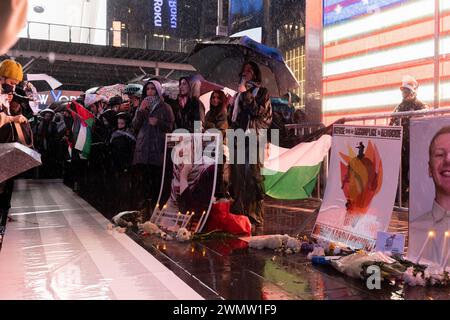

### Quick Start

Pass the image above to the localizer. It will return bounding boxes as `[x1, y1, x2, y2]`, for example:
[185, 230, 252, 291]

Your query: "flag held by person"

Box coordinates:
[67, 101, 94, 159]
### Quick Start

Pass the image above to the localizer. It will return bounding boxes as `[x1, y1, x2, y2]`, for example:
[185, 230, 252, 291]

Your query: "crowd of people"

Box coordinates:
[1, 59, 294, 231]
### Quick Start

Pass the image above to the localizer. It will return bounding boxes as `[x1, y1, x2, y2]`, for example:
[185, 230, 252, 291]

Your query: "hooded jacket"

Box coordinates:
[132, 96, 175, 166]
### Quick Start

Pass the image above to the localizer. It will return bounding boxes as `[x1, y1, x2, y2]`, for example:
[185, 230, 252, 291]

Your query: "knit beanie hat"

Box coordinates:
[0, 59, 24, 82]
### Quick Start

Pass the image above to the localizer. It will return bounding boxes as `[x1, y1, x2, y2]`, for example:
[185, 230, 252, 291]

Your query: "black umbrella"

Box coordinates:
[188, 36, 299, 97]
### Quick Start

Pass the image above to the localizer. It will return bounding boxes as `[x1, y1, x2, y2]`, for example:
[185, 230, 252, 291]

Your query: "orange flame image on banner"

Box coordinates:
[339, 141, 383, 227]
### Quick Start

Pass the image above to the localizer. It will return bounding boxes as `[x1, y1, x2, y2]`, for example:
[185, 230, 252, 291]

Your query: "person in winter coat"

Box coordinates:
[0, 59, 27, 242]
[132, 80, 175, 213]
[390, 76, 428, 201]
[109, 112, 136, 214]
[167, 77, 205, 133]
[229, 61, 272, 227]
[35, 109, 58, 178]
[205, 90, 230, 199]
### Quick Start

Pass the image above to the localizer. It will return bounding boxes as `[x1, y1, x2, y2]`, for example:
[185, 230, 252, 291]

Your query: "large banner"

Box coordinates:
[150, 133, 220, 233]
[409, 116, 450, 268]
[312, 125, 403, 250]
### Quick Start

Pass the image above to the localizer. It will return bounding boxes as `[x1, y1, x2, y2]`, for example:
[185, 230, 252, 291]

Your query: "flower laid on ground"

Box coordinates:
[176, 228, 192, 242]
[142, 221, 161, 235]
[249, 234, 304, 254]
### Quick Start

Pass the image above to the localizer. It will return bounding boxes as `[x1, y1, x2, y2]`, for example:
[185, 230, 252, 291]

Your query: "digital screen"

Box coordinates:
[229, 0, 264, 36]
[152, 0, 178, 32]
[322, 0, 450, 125]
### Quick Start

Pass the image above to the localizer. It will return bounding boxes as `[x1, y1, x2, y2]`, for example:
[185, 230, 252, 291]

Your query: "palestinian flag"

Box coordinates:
[67, 101, 94, 159]
[262, 135, 332, 200]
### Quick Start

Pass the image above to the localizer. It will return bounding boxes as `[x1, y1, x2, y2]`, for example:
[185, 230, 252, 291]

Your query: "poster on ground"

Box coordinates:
[409, 116, 450, 268]
[312, 125, 402, 250]
[150, 133, 220, 233]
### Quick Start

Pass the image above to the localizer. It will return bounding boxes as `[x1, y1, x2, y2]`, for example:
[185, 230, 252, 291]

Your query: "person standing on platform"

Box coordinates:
[0, 59, 27, 243]
[35, 109, 58, 178]
[109, 112, 136, 214]
[132, 80, 175, 216]
[168, 77, 205, 133]
[390, 76, 428, 202]
[205, 90, 230, 199]
[229, 61, 272, 228]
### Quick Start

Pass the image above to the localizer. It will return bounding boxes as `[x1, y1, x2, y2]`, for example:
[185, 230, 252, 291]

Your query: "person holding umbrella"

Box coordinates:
[229, 61, 272, 229]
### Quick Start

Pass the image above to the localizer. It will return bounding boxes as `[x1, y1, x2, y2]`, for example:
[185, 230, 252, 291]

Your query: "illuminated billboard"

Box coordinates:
[152, 0, 178, 33]
[322, 0, 450, 125]
[229, 0, 264, 42]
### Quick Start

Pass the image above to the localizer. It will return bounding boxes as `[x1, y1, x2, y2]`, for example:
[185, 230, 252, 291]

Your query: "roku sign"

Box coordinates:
[154, 0, 177, 29]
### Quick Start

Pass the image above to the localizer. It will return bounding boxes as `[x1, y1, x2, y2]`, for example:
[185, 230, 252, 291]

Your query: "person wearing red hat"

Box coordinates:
[390, 76, 429, 202]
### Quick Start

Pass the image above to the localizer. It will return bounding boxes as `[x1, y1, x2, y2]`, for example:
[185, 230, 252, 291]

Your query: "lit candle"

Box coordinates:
[181, 212, 192, 229]
[416, 231, 435, 264]
[442, 249, 449, 269]
[194, 211, 206, 233]
[441, 231, 450, 267]
[174, 212, 182, 228]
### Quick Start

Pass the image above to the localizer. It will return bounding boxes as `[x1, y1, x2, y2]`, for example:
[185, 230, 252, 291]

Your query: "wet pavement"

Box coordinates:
[126, 198, 449, 300]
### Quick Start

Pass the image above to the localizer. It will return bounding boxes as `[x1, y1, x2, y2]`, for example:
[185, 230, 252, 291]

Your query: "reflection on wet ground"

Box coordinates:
[127, 198, 449, 300]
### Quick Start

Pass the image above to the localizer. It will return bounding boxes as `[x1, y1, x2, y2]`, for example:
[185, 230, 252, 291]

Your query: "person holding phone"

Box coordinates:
[132, 80, 174, 214]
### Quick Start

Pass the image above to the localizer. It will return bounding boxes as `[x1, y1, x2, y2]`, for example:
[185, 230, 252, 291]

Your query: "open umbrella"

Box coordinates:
[26, 73, 62, 91]
[0, 143, 41, 183]
[94, 84, 127, 101]
[200, 87, 236, 114]
[188, 36, 299, 97]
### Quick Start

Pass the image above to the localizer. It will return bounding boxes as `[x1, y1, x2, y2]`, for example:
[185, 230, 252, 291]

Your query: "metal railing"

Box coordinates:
[21, 21, 198, 53]
[286, 107, 450, 211]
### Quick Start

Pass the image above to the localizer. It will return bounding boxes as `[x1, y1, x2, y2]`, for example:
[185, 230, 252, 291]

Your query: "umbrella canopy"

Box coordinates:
[26, 73, 62, 91]
[94, 84, 128, 101]
[144, 75, 226, 100]
[0, 143, 41, 183]
[186, 74, 225, 97]
[188, 36, 299, 97]
[200, 87, 236, 114]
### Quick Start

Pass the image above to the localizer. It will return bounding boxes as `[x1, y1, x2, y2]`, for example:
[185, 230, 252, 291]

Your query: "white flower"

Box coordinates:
[403, 267, 419, 286]
[286, 238, 302, 252]
[176, 228, 191, 242]
[248, 238, 266, 250]
[142, 222, 161, 235]
[285, 248, 293, 255]
[266, 237, 283, 250]
[249, 236, 283, 250]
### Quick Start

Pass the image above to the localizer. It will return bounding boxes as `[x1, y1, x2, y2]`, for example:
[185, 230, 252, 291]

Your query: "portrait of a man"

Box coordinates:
[409, 126, 450, 267]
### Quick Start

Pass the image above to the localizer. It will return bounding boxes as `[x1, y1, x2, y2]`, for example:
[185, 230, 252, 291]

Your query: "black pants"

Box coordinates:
[132, 164, 163, 215]
[0, 179, 15, 227]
